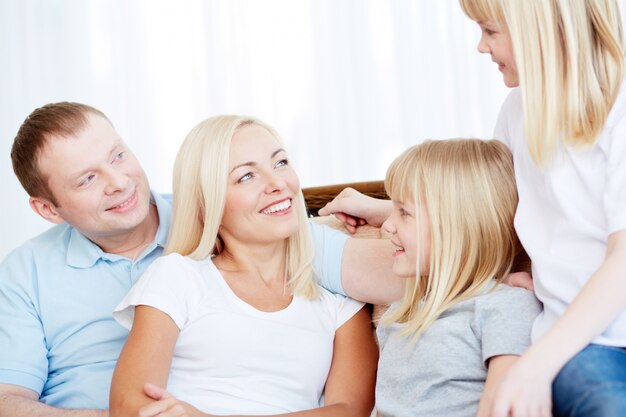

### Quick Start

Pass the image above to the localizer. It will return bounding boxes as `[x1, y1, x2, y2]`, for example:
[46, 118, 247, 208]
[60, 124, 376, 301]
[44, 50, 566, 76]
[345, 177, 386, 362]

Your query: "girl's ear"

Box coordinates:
[29, 197, 65, 224]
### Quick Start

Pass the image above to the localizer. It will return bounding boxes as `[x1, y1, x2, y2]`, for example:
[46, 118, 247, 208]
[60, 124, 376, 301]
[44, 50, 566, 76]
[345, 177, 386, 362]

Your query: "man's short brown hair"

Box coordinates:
[11, 102, 109, 205]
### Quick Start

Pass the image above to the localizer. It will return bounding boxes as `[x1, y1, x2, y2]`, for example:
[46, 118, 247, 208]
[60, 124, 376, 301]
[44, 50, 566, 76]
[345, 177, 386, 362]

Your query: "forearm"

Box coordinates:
[342, 238, 404, 304]
[220, 402, 370, 417]
[0, 394, 107, 417]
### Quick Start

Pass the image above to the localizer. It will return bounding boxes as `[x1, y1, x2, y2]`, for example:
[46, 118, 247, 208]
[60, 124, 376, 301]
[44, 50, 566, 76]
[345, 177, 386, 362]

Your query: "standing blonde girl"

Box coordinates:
[375, 140, 540, 417]
[459, 0, 626, 416]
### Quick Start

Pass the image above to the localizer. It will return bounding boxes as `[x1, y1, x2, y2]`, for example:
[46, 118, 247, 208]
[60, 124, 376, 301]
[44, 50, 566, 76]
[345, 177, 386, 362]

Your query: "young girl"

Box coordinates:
[375, 139, 541, 417]
[109, 116, 378, 416]
[458, 1, 626, 416]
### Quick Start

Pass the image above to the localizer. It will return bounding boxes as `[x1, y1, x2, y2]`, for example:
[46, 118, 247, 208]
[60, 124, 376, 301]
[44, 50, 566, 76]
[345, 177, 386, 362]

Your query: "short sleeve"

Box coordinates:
[318, 288, 365, 330]
[601, 115, 626, 234]
[113, 253, 202, 331]
[309, 221, 349, 296]
[476, 286, 542, 364]
[493, 88, 522, 150]
[0, 249, 48, 394]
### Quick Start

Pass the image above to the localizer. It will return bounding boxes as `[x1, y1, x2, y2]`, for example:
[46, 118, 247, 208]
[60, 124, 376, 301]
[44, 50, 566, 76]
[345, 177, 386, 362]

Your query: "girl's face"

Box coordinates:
[382, 199, 431, 278]
[477, 20, 519, 87]
[219, 124, 300, 247]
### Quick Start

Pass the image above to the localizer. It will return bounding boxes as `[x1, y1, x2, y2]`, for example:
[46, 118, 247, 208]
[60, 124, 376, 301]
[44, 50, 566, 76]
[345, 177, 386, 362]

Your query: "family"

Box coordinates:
[1, 1, 625, 416]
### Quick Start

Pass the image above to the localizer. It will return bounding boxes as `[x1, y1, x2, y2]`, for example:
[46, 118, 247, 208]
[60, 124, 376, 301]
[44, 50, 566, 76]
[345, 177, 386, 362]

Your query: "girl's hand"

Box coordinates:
[318, 188, 392, 233]
[503, 271, 534, 292]
[488, 353, 554, 417]
[140, 383, 212, 417]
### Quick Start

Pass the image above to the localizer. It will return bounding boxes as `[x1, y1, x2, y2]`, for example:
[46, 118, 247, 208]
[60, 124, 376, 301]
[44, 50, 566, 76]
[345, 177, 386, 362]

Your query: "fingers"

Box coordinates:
[138, 396, 177, 417]
[489, 398, 509, 417]
[318, 202, 336, 217]
[318, 187, 361, 217]
[506, 272, 534, 292]
[143, 383, 171, 401]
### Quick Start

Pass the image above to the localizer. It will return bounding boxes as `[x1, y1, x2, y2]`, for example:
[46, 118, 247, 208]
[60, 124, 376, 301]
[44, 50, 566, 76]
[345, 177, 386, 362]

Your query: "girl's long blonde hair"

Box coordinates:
[165, 115, 317, 298]
[460, 0, 625, 164]
[384, 139, 519, 337]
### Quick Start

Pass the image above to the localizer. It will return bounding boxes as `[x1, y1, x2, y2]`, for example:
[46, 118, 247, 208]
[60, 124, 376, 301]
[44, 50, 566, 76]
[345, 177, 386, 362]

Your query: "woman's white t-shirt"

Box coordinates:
[114, 253, 364, 415]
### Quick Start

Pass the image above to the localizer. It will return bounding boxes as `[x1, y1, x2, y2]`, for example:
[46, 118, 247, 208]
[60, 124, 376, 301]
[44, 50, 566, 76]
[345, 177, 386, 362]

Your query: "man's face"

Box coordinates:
[36, 113, 152, 241]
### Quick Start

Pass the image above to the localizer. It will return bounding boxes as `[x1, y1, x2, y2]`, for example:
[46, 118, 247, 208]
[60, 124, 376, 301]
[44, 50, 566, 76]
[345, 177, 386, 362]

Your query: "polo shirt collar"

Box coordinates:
[65, 190, 172, 268]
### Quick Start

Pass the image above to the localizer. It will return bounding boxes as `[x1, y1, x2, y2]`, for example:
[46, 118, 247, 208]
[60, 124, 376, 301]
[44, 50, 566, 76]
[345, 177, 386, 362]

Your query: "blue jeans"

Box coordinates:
[552, 344, 626, 417]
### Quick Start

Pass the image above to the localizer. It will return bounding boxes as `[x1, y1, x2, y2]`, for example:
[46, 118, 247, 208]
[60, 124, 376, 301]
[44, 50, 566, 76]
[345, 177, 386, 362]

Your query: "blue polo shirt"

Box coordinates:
[0, 192, 171, 409]
[0, 193, 347, 409]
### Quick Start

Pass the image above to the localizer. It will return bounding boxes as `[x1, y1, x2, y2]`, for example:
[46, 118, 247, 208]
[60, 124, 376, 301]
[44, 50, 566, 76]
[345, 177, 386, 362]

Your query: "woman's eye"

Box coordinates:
[275, 159, 288, 168]
[238, 172, 253, 183]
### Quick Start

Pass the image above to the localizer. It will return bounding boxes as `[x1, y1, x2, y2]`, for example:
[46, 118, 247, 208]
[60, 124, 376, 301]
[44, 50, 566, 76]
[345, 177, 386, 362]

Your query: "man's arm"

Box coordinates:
[0, 384, 106, 417]
[341, 238, 404, 305]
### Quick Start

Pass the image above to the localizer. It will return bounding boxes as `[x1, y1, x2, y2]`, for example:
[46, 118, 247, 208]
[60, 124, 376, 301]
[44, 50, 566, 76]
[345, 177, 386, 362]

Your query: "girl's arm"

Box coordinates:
[138, 307, 379, 417]
[489, 229, 626, 417]
[476, 355, 518, 417]
[109, 305, 179, 417]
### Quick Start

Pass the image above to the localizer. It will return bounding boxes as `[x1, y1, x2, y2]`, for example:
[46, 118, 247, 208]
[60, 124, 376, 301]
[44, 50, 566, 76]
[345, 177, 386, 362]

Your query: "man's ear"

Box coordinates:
[29, 197, 65, 224]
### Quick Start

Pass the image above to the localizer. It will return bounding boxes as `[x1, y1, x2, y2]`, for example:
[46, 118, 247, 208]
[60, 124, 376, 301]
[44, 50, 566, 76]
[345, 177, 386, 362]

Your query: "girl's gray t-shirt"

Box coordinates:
[375, 283, 541, 417]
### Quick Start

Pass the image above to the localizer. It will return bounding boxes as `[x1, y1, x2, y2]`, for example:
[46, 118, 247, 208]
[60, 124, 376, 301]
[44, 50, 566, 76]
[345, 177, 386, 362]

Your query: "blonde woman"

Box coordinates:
[457, 0, 626, 416]
[366, 140, 539, 417]
[109, 116, 377, 417]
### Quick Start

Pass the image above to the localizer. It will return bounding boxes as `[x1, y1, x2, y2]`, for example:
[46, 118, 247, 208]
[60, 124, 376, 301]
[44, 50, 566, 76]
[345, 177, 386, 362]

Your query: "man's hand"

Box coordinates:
[318, 188, 392, 233]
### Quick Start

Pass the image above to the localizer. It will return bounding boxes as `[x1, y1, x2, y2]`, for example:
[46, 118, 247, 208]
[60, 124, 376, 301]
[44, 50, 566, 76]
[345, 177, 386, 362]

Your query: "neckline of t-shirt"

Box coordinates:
[204, 257, 298, 316]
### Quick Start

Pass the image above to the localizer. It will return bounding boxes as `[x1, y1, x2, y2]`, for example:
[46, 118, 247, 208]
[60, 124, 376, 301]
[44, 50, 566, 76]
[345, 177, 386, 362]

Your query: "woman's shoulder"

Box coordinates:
[143, 252, 217, 285]
[149, 252, 208, 270]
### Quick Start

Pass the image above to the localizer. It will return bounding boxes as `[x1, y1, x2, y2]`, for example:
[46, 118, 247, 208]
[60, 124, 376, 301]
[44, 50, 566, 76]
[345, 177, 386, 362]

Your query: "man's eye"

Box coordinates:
[113, 151, 125, 162]
[79, 174, 95, 187]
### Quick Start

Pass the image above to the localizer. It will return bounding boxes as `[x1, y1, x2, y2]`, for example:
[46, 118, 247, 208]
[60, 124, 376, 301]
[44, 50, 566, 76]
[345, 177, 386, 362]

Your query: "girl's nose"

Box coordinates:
[382, 216, 396, 234]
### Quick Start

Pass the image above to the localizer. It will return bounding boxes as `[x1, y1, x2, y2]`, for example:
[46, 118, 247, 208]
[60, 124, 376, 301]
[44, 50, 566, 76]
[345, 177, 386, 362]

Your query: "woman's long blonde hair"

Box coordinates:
[165, 115, 317, 298]
[460, 0, 625, 164]
[384, 139, 519, 337]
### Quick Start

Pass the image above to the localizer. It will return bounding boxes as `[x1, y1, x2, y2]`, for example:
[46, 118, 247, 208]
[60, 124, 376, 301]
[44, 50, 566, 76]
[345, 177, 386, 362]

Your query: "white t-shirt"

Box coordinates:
[114, 253, 364, 415]
[494, 84, 626, 346]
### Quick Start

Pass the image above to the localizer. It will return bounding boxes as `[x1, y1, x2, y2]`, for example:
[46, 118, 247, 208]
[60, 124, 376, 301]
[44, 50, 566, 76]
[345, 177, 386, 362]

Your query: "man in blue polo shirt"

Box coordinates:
[0, 103, 400, 416]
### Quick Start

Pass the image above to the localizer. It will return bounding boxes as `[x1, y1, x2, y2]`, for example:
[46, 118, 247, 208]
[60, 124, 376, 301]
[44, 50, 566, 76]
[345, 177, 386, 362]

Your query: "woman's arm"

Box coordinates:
[317, 306, 378, 416]
[489, 229, 626, 417]
[109, 305, 180, 417]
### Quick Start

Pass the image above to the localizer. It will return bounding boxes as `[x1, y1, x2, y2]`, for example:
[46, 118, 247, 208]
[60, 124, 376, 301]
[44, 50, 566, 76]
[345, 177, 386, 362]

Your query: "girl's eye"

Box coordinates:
[275, 159, 288, 168]
[238, 172, 254, 183]
[113, 151, 125, 162]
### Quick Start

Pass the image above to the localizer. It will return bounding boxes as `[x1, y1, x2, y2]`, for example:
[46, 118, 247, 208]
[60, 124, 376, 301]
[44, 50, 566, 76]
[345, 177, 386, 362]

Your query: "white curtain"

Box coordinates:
[3, 0, 620, 260]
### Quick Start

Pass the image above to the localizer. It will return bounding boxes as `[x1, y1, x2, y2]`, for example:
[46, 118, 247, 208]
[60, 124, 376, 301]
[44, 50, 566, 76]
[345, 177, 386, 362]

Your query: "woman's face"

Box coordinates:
[382, 199, 431, 278]
[219, 124, 300, 247]
[476, 20, 519, 87]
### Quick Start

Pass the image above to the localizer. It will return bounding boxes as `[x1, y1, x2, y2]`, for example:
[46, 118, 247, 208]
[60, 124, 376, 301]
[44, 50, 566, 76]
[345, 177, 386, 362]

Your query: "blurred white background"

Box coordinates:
[2, 0, 624, 260]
